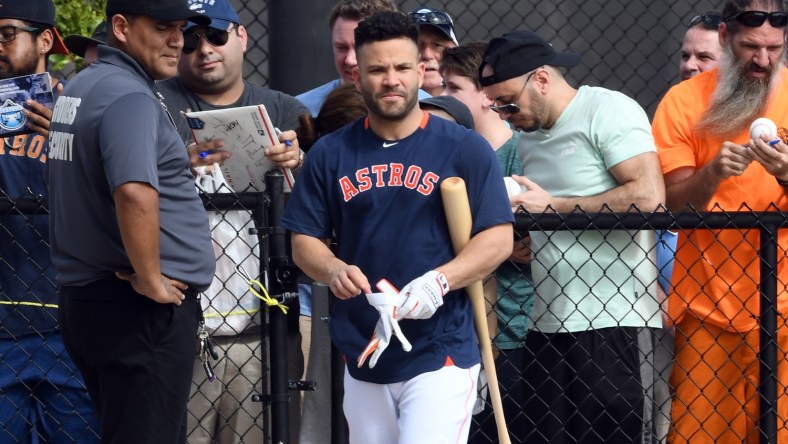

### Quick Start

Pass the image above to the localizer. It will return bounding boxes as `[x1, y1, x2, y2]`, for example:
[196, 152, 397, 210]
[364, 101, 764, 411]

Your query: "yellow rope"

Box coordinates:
[203, 308, 260, 318]
[245, 277, 288, 314]
[0, 301, 58, 308]
[235, 264, 288, 314]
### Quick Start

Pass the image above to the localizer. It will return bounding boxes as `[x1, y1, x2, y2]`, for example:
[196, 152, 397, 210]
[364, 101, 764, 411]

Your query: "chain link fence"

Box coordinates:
[4, 190, 787, 442]
[56, 0, 719, 117]
[57, 0, 721, 116]
[10, 0, 784, 443]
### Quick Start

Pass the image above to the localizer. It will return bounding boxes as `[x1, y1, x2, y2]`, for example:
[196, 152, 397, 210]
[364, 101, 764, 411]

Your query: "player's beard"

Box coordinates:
[0, 50, 39, 80]
[362, 84, 419, 121]
[696, 44, 784, 138]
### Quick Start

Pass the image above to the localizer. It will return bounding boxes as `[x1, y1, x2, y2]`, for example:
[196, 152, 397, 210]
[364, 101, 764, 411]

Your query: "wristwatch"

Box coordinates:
[294, 149, 305, 170]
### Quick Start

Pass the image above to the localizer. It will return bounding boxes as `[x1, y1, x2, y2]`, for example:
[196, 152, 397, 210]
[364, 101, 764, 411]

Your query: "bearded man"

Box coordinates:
[652, 1, 788, 442]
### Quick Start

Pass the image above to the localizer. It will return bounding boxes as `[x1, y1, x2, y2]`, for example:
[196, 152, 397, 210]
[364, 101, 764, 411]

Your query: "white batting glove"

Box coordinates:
[398, 270, 449, 320]
[357, 280, 412, 369]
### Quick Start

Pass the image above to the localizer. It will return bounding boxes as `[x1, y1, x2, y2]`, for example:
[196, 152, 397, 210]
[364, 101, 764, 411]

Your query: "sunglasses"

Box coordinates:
[687, 13, 721, 30]
[0, 25, 40, 44]
[408, 10, 453, 26]
[182, 27, 231, 54]
[489, 70, 537, 115]
[724, 11, 788, 28]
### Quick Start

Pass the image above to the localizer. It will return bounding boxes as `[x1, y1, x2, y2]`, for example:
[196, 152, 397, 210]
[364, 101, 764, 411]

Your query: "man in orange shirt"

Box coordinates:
[652, 1, 788, 442]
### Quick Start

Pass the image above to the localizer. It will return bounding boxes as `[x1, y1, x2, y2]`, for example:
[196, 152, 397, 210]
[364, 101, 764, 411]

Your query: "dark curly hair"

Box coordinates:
[354, 11, 419, 56]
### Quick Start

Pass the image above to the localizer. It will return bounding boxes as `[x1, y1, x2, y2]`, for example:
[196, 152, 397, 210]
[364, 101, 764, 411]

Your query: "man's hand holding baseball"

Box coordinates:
[398, 270, 449, 320]
[509, 175, 554, 213]
[749, 136, 788, 182]
[708, 141, 753, 179]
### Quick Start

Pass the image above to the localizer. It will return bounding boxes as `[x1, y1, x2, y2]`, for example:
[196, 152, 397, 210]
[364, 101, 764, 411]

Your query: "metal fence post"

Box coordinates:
[264, 170, 298, 444]
[759, 223, 779, 443]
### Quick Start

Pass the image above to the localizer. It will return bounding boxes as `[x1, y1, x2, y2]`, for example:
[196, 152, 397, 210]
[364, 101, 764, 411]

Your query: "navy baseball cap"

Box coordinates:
[479, 30, 580, 87]
[0, 0, 69, 54]
[64, 21, 107, 58]
[186, 0, 240, 31]
[420, 95, 475, 130]
[409, 7, 458, 45]
[106, 0, 210, 25]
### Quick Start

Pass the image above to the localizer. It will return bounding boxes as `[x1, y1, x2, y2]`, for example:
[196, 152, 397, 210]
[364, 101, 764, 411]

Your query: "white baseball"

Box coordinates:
[503, 177, 525, 197]
[750, 117, 778, 141]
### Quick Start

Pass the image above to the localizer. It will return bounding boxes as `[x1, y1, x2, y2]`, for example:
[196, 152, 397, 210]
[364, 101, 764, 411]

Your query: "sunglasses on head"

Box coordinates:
[687, 13, 721, 29]
[408, 10, 452, 26]
[724, 11, 788, 28]
[182, 27, 231, 54]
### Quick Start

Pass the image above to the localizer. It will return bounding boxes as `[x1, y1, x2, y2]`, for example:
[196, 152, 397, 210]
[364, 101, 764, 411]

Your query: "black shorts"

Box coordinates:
[518, 327, 659, 444]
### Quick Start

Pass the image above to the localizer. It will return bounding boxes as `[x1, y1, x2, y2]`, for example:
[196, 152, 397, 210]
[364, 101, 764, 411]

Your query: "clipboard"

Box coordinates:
[184, 104, 295, 192]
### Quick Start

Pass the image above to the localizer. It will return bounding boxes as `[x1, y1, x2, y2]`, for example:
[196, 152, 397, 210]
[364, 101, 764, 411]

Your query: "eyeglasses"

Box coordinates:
[408, 10, 453, 26]
[687, 13, 721, 30]
[182, 27, 231, 54]
[489, 70, 537, 115]
[0, 25, 41, 44]
[724, 11, 788, 28]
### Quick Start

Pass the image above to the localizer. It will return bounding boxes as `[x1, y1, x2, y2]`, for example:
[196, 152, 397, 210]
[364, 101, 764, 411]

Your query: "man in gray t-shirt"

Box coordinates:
[47, 1, 213, 443]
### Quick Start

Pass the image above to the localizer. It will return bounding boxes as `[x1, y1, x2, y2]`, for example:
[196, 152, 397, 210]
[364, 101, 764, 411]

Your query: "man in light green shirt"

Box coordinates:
[480, 30, 665, 444]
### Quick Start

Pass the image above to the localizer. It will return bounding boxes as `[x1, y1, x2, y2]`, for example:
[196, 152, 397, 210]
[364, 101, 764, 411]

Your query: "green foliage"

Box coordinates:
[51, 0, 107, 72]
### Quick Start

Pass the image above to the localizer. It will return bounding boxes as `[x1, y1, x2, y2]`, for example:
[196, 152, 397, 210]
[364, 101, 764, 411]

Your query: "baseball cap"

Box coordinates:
[185, 0, 240, 31]
[420, 95, 475, 130]
[409, 7, 458, 45]
[64, 21, 107, 58]
[479, 30, 580, 87]
[0, 0, 69, 54]
[106, 0, 210, 26]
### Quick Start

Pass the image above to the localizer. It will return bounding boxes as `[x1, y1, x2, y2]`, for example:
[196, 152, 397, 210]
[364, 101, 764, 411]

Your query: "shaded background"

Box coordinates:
[231, 0, 721, 117]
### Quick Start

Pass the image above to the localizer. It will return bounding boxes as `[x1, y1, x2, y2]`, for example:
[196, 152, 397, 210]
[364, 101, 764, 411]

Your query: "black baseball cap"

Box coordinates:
[106, 0, 210, 25]
[479, 30, 580, 87]
[409, 7, 459, 45]
[0, 0, 69, 54]
[420, 95, 475, 130]
[64, 21, 107, 58]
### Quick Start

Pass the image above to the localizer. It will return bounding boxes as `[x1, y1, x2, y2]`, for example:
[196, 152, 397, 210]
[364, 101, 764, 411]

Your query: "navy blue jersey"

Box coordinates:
[0, 132, 58, 337]
[281, 112, 513, 383]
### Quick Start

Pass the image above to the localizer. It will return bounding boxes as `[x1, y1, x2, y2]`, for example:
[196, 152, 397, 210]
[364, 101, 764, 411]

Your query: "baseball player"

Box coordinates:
[281, 11, 514, 444]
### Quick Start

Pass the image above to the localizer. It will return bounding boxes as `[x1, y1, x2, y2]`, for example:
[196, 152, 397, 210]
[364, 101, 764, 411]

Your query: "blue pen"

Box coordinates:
[275, 127, 293, 147]
[199, 150, 210, 158]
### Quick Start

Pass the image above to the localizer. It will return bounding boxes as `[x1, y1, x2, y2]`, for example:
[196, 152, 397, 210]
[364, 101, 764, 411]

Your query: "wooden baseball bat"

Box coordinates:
[440, 177, 511, 444]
